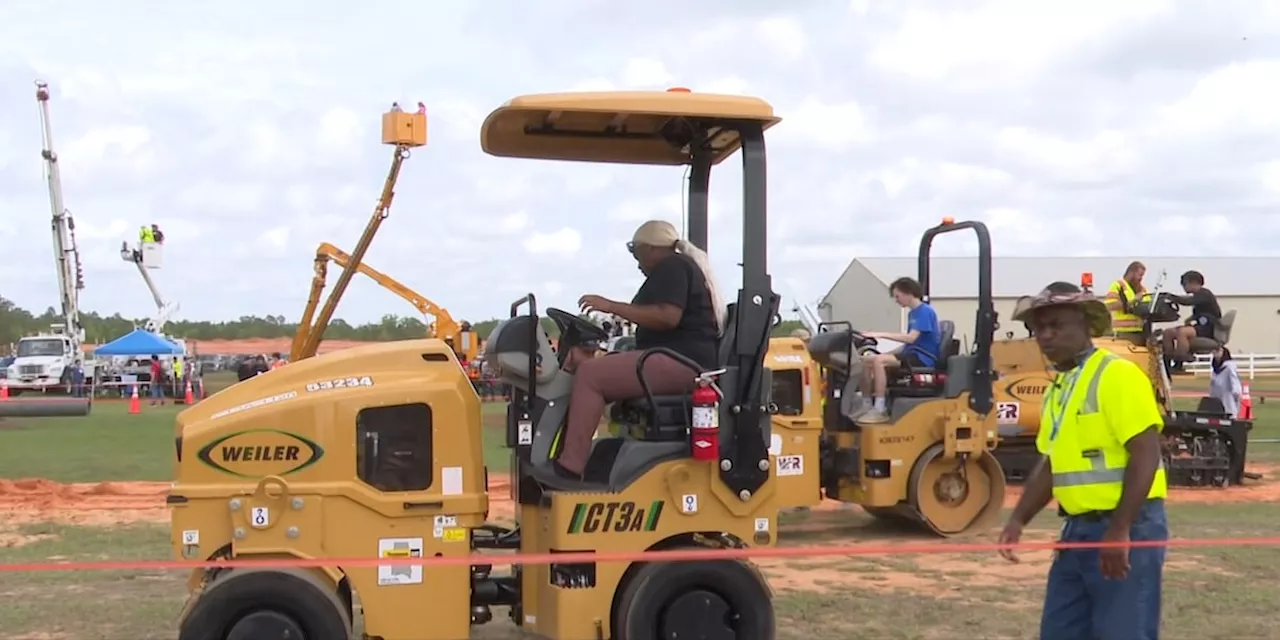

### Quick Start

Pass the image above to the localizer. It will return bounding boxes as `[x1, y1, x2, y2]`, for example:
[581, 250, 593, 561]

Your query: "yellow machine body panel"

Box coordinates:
[989, 336, 1169, 439]
[480, 91, 780, 166]
[517, 461, 779, 639]
[765, 337, 824, 509]
[170, 339, 488, 640]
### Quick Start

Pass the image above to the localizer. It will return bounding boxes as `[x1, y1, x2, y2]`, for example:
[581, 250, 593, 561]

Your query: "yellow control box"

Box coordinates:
[382, 111, 428, 147]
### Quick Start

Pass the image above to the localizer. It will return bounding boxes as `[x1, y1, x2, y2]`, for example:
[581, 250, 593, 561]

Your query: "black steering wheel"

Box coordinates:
[546, 307, 610, 349]
[851, 330, 880, 356]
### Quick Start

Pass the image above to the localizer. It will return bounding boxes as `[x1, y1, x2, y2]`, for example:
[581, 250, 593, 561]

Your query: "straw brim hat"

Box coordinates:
[1012, 289, 1113, 338]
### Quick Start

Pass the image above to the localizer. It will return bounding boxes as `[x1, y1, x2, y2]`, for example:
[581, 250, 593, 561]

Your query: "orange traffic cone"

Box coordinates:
[0, 379, 8, 401]
[129, 384, 141, 415]
[184, 379, 194, 405]
[1240, 383, 1253, 420]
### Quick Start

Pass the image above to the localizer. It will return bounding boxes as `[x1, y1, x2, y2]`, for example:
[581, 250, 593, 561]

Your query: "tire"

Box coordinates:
[179, 568, 351, 640]
[613, 557, 774, 640]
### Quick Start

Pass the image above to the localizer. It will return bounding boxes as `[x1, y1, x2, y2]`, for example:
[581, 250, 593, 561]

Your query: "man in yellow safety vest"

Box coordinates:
[1103, 261, 1147, 345]
[998, 281, 1168, 640]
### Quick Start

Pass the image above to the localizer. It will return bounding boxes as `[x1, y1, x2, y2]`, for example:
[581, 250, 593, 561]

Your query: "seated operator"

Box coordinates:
[1162, 269, 1222, 373]
[854, 276, 942, 424]
[547, 219, 724, 481]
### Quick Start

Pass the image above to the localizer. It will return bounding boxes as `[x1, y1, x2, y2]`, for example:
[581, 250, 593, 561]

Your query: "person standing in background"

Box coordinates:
[149, 355, 165, 405]
[1208, 346, 1243, 417]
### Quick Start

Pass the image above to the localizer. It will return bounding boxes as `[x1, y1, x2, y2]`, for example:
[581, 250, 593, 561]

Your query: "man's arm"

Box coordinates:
[1110, 428, 1162, 531]
[1104, 282, 1125, 314]
[874, 306, 932, 344]
[873, 329, 920, 344]
[1169, 290, 1207, 306]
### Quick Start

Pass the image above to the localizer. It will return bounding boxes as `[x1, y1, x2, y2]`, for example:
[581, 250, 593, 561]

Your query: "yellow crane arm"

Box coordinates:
[289, 144, 412, 362]
[290, 242, 478, 363]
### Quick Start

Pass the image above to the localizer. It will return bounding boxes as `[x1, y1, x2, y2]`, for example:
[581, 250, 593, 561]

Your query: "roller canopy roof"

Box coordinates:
[480, 91, 781, 166]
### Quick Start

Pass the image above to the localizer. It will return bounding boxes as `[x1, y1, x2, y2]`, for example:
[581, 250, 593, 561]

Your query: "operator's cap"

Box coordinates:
[1012, 282, 1112, 337]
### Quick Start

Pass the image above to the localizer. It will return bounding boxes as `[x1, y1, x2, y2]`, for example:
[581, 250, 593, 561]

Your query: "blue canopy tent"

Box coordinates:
[95, 329, 184, 356]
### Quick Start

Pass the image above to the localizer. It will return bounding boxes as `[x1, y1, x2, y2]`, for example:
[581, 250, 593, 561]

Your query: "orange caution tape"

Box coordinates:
[1, 536, 1278, 573]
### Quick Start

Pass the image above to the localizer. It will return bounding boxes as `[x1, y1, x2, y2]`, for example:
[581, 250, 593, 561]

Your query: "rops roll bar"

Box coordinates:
[916, 219, 995, 416]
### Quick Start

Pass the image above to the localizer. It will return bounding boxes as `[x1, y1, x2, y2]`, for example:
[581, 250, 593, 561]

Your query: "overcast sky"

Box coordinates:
[1, 1, 1278, 325]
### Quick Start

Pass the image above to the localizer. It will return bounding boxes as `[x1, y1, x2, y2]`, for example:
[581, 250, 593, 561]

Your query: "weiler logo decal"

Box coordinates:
[197, 429, 325, 479]
[567, 500, 664, 534]
[1003, 376, 1053, 402]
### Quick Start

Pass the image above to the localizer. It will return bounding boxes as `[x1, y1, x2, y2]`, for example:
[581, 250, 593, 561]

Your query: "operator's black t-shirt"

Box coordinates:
[1181, 287, 1222, 321]
[631, 254, 719, 369]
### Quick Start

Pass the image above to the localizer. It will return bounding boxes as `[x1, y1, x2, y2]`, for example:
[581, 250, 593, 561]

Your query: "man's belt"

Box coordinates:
[1059, 498, 1163, 521]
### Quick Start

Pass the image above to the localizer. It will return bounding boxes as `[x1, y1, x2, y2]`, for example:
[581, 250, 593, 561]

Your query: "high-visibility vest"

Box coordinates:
[174, 359, 184, 378]
[140, 228, 155, 243]
[1035, 348, 1168, 515]
[270, 360, 285, 370]
[1104, 280, 1143, 334]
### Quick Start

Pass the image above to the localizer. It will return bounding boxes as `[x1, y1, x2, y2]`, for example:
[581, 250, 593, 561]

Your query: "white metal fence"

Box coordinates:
[1186, 353, 1280, 379]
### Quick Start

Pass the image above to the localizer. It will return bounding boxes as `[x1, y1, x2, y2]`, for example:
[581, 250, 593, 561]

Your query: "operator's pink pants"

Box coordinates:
[556, 350, 700, 474]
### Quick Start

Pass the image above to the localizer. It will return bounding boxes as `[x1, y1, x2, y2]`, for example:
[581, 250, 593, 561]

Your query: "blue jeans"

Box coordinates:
[150, 379, 164, 399]
[1040, 498, 1167, 640]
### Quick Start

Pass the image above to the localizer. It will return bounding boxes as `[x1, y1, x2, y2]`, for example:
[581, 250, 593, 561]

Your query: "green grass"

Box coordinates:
[1, 502, 1277, 639]
[0, 391, 1273, 484]
[0, 402, 177, 481]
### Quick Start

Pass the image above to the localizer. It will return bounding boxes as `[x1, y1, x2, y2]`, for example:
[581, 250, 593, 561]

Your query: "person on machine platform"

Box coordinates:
[1162, 270, 1221, 374]
[550, 219, 725, 481]
[1103, 261, 1148, 346]
[853, 276, 943, 424]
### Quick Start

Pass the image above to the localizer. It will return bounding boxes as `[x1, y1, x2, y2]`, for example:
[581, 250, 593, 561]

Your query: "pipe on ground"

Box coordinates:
[0, 398, 92, 418]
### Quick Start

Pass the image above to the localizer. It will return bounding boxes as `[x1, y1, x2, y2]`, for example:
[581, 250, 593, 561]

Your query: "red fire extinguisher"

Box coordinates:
[690, 376, 721, 462]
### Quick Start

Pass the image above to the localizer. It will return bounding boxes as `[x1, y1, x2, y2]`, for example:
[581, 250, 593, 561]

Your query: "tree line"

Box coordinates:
[0, 296, 808, 346]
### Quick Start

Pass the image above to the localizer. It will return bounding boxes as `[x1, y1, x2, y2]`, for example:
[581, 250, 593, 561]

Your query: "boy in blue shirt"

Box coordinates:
[856, 276, 942, 423]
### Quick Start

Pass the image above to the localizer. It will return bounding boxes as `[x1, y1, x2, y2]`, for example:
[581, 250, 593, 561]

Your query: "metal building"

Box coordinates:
[817, 257, 1280, 354]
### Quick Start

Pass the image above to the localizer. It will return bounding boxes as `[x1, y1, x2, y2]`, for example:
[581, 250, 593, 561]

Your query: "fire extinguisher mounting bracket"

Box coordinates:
[695, 368, 727, 399]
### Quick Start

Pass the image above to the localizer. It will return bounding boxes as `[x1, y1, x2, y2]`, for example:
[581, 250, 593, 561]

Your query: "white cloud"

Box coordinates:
[498, 210, 530, 234]
[622, 58, 674, 89]
[1154, 60, 1280, 138]
[756, 17, 808, 61]
[524, 228, 582, 257]
[777, 97, 871, 149]
[869, 0, 1176, 82]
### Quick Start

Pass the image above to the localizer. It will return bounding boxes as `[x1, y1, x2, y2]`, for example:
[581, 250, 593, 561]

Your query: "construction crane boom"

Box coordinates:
[119, 246, 178, 332]
[292, 242, 477, 362]
[34, 81, 86, 354]
[288, 104, 428, 362]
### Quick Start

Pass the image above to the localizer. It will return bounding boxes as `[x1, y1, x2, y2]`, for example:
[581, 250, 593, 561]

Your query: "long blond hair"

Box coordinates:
[632, 220, 727, 333]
